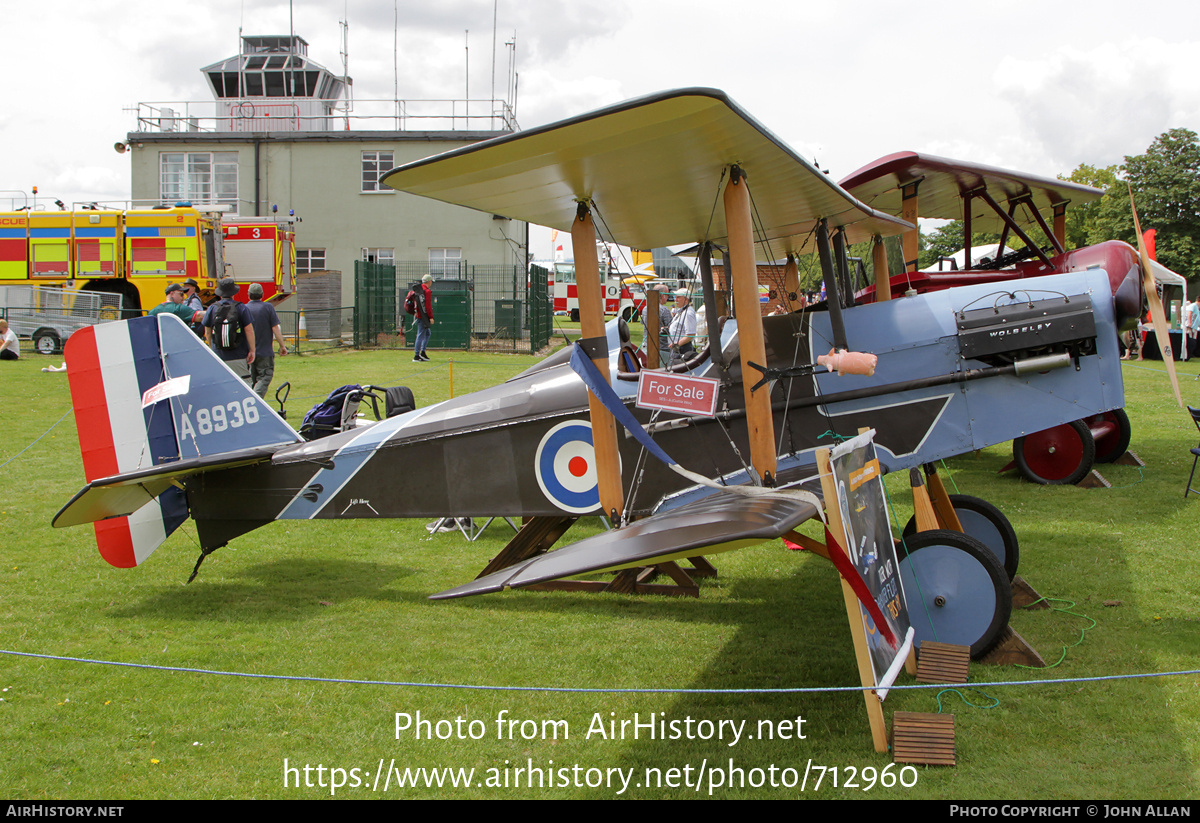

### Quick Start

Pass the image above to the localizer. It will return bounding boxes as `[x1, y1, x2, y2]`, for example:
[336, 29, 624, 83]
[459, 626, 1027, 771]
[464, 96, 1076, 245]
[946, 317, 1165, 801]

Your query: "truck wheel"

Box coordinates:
[33, 329, 61, 355]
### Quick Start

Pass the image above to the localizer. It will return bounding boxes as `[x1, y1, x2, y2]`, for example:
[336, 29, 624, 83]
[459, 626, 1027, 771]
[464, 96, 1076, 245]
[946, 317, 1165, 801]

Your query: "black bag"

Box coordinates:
[212, 300, 243, 350]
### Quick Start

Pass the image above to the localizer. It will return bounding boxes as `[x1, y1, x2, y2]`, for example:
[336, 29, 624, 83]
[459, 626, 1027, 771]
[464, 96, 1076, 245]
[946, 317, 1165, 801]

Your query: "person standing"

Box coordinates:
[245, 283, 288, 398]
[412, 273, 435, 362]
[182, 278, 206, 337]
[667, 287, 697, 363]
[1184, 296, 1200, 360]
[0, 319, 19, 360]
[202, 278, 256, 384]
[149, 283, 204, 325]
[641, 284, 672, 365]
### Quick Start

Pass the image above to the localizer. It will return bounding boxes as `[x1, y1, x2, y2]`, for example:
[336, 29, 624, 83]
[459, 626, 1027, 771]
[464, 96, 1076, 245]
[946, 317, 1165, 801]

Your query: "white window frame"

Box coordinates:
[361, 248, 394, 266]
[361, 151, 395, 193]
[296, 248, 326, 273]
[160, 152, 239, 212]
[428, 248, 462, 278]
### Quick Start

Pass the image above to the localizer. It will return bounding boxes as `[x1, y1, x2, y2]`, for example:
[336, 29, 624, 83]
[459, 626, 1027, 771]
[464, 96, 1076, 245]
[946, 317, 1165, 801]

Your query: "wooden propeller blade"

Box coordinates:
[1129, 183, 1183, 407]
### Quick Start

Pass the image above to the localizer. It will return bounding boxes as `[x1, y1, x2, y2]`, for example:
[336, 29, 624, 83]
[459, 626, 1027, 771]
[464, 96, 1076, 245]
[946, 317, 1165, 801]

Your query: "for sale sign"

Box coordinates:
[636, 371, 720, 417]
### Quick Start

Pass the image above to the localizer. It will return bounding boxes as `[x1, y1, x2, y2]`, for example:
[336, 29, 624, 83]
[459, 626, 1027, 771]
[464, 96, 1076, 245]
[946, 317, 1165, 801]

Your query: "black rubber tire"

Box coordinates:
[898, 529, 1012, 659]
[32, 329, 61, 355]
[1086, 408, 1132, 464]
[1012, 419, 1095, 485]
[902, 494, 1019, 580]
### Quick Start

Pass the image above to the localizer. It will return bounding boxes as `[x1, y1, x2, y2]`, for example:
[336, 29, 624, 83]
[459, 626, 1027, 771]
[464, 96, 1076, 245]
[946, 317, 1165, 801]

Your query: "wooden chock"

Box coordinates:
[1011, 575, 1048, 610]
[978, 626, 1046, 667]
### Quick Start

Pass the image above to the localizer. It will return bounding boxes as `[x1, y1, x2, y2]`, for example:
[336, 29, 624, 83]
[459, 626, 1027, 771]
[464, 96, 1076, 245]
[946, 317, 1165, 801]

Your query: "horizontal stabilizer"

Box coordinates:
[53, 446, 282, 528]
[431, 489, 820, 600]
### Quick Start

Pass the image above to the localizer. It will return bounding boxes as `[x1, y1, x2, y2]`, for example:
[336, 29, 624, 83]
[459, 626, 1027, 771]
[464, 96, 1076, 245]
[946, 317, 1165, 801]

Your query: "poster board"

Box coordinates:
[827, 430, 914, 692]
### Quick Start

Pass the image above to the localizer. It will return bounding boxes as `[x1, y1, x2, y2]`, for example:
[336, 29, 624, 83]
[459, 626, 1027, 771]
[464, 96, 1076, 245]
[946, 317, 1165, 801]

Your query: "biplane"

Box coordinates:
[837, 152, 1153, 485]
[55, 89, 1133, 659]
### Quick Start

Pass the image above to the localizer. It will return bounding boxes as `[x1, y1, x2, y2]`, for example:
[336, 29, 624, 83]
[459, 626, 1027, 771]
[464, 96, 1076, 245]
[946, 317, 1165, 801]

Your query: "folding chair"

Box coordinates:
[1185, 406, 1200, 498]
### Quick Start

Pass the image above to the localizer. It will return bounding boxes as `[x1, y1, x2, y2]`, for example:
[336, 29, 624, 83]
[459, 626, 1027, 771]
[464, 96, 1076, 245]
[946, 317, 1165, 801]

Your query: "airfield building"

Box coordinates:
[125, 34, 526, 316]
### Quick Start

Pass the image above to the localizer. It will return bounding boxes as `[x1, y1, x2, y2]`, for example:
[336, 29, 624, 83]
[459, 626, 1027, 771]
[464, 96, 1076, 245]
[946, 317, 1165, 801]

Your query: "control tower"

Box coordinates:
[200, 35, 350, 132]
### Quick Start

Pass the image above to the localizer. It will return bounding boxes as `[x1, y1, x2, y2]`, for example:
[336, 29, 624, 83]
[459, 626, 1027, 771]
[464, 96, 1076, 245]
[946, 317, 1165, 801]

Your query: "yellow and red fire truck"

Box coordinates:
[0, 205, 295, 313]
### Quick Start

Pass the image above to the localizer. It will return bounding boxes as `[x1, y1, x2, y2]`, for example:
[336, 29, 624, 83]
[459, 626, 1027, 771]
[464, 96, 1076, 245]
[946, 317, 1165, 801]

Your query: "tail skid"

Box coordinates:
[61, 315, 299, 567]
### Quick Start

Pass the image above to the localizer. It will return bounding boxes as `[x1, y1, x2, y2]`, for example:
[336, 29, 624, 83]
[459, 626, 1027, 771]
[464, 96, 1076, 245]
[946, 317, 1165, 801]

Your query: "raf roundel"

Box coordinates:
[534, 420, 605, 514]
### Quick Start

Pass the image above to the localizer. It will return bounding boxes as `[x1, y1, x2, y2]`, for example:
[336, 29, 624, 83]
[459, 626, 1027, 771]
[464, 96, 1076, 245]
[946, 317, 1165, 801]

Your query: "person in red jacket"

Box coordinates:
[413, 273, 435, 362]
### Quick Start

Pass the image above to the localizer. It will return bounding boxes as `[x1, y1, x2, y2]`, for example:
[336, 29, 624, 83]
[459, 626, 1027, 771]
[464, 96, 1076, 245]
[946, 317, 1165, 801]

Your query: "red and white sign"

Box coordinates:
[141, 375, 190, 409]
[636, 372, 720, 417]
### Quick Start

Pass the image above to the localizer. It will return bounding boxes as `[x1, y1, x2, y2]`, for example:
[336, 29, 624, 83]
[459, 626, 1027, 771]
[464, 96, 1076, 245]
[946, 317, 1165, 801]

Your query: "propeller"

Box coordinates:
[1129, 184, 1182, 407]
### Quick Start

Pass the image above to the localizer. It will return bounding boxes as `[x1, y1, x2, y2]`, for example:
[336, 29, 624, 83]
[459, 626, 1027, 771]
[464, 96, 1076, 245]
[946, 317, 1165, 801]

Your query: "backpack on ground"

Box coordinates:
[212, 300, 243, 349]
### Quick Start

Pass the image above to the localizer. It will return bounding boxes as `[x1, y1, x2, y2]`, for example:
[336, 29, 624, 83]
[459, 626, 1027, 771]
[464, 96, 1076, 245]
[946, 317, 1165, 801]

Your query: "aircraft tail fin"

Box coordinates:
[64, 314, 300, 567]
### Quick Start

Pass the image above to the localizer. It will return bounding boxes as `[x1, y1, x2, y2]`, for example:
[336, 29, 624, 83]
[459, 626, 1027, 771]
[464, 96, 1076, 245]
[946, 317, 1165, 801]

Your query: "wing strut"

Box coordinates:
[725, 166, 776, 485]
[572, 202, 626, 521]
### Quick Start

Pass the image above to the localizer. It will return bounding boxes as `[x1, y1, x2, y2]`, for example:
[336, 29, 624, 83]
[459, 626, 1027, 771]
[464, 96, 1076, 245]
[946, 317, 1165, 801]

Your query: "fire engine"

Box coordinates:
[222, 218, 296, 301]
[0, 204, 295, 314]
[546, 245, 653, 321]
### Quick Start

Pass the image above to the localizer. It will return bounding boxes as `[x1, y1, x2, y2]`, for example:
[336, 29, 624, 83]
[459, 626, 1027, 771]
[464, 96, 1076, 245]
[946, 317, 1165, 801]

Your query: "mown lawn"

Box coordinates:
[0, 342, 1196, 799]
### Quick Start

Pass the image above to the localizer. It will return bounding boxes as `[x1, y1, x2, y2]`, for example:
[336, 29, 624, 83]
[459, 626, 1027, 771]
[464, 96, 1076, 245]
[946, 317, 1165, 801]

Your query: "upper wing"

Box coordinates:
[382, 88, 910, 250]
[431, 488, 820, 600]
[839, 151, 1104, 233]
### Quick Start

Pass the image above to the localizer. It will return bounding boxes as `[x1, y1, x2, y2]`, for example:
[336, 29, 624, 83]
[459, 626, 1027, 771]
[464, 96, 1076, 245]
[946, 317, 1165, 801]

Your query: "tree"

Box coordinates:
[1089, 129, 1200, 278]
[1059, 163, 1119, 250]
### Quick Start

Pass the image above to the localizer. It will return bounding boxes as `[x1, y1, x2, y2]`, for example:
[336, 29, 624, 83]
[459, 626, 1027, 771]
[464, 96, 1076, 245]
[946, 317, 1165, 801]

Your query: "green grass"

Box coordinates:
[1, 346, 1198, 799]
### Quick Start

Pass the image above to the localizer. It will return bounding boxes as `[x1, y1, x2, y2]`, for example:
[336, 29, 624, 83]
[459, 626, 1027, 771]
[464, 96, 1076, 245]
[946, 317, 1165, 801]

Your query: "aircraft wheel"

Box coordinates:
[902, 494, 1019, 580]
[1086, 408, 1132, 464]
[1012, 419, 1095, 485]
[33, 328, 61, 355]
[898, 529, 1012, 659]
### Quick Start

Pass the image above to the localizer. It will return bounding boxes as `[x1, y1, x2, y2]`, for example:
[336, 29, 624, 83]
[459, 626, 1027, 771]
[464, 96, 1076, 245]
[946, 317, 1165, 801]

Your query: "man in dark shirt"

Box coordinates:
[245, 282, 288, 397]
[149, 283, 203, 325]
[202, 278, 256, 385]
[182, 278, 206, 336]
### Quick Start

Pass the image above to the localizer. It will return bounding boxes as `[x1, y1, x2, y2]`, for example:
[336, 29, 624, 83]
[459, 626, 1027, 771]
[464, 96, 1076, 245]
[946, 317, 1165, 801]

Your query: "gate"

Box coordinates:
[353, 261, 397, 347]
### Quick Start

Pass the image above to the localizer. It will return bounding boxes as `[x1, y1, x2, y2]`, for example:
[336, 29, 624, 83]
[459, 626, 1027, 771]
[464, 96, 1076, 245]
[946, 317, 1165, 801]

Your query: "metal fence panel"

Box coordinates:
[349, 260, 551, 353]
[528, 263, 551, 351]
[354, 261, 397, 347]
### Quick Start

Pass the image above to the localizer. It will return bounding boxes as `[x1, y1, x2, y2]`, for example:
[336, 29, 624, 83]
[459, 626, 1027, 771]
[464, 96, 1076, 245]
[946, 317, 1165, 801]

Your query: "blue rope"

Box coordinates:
[0, 407, 74, 469]
[1, 648, 1194, 694]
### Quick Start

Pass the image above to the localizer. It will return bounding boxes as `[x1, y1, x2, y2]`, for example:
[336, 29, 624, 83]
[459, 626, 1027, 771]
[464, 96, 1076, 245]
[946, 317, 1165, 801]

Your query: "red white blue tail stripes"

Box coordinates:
[67, 317, 189, 567]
